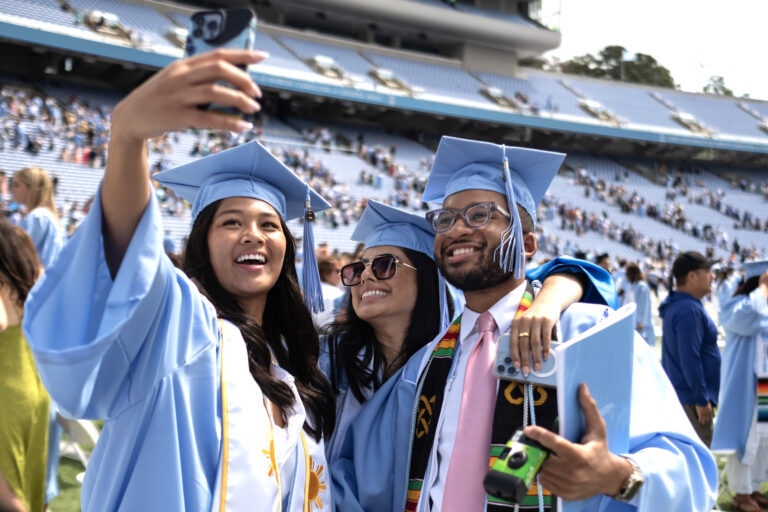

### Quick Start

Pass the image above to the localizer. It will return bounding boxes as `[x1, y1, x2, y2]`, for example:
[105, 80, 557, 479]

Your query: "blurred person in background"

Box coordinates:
[313, 255, 344, 329]
[0, 218, 49, 512]
[10, 166, 67, 506]
[624, 263, 656, 346]
[10, 167, 66, 269]
[659, 251, 720, 447]
[712, 261, 768, 512]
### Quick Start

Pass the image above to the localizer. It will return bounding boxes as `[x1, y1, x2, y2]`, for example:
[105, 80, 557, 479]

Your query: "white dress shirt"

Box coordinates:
[426, 282, 527, 511]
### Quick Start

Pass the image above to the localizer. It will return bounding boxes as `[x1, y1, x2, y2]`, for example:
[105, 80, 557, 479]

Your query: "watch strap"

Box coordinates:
[611, 456, 644, 502]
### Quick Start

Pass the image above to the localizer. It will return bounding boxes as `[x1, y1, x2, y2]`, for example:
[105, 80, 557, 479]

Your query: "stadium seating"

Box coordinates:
[362, 51, 489, 103]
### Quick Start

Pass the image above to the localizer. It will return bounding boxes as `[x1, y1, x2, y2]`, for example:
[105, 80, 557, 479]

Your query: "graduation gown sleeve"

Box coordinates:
[23, 188, 219, 420]
[526, 256, 618, 309]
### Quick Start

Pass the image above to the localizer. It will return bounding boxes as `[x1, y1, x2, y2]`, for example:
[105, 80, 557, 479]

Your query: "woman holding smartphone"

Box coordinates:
[23, 49, 335, 511]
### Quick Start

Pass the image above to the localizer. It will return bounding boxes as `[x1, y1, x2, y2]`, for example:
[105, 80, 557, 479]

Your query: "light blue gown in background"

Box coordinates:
[628, 280, 656, 346]
[712, 288, 768, 459]
[20, 206, 66, 268]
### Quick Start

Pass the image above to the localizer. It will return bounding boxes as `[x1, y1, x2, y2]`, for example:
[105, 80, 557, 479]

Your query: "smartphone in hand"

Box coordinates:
[183, 8, 258, 117]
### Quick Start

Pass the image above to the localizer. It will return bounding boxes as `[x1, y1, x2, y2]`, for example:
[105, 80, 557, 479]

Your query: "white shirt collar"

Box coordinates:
[458, 281, 528, 345]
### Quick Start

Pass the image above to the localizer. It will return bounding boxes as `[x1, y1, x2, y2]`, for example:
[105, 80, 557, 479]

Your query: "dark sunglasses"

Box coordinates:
[426, 201, 511, 234]
[340, 253, 417, 286]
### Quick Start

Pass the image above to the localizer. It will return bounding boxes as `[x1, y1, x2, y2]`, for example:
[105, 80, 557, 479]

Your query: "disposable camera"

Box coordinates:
[483, 429, 550, 504]
[184, 8, 257, 117]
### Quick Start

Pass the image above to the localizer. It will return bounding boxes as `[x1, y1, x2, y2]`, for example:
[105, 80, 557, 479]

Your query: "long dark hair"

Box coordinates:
[733, 275, 760, 297]
[0, 217, 40, 308]
[323, 248, 451, 403]
[183, 199, 335, 441]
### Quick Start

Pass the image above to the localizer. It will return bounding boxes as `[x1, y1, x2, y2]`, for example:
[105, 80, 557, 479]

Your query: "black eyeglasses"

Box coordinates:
[340, 253, 417, 286]
[425, 202, 511, 234]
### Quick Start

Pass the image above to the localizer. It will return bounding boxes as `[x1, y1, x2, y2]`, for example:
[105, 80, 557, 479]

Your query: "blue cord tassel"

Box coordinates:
[302, 186, 324, 313]
[494, 148, 525, 279]
[438, 271, 450, 330]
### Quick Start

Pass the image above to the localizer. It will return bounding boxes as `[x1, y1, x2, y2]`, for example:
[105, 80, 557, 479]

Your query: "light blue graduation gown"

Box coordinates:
[628, 281, 656, 346]
[716, 274, 741, 308]
[20, 206, 66, 268]
[23, 190, 331, 511]
[711, 288, 768, 460]
[331, 303, 718, 512]
[320, 257, 617, 464]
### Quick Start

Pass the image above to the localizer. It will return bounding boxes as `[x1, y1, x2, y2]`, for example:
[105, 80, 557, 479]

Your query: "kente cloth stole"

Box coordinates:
[759, 379, 768, 422]
[405, 281, 559, 512]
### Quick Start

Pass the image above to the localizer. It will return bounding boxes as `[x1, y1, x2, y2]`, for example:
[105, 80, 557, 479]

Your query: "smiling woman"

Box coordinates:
[22, 49, 336, 511]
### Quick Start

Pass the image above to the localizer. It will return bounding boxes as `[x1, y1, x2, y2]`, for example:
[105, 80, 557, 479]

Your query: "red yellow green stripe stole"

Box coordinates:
[404, 283, 558, 512]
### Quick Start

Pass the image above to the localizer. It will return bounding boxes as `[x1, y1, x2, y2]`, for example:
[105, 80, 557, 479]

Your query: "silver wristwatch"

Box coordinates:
[612, 456, 644, 502]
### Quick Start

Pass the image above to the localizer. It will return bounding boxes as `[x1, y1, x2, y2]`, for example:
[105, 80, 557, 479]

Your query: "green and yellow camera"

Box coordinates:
[483, 429, 550, 504]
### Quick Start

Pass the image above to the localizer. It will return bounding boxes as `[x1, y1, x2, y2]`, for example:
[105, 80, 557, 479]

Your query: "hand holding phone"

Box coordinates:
[184, 8, 258, 117]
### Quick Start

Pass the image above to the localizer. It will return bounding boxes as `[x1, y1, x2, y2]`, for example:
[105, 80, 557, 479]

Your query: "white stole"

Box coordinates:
[211, 320, 331, 511]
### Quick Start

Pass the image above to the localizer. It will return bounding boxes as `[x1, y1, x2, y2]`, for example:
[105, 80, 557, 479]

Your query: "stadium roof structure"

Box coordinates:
[2, 0, 768, 165]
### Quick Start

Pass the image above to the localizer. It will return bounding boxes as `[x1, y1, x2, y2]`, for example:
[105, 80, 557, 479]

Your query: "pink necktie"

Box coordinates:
[443, 311, 498, 512]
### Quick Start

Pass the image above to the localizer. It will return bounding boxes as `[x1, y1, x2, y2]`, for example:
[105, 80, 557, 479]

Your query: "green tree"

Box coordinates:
[703, 75, 733, 96]
[561, 45, 675, 88]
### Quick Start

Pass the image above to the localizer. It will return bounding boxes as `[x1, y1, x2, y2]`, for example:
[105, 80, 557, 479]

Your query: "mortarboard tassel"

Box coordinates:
[302, 185, 325, 313]
[494, 147, 525, 279]
[438, 271, 450, 330]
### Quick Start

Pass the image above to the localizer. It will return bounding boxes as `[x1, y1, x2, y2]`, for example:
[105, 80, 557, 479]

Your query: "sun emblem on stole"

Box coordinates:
[308, 456, 326, 509]
[263, 437, 277, 480]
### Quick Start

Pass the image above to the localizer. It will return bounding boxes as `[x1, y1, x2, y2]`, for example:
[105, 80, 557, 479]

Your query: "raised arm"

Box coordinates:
[719, 272, 768, 337]
[103, 49, 266, 275]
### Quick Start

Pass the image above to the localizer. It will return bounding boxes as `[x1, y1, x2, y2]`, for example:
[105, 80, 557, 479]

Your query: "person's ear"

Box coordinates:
[523, 232, 537, 258]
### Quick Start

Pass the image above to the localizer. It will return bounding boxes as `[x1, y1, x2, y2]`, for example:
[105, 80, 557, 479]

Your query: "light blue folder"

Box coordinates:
[555, 303, 636, 512]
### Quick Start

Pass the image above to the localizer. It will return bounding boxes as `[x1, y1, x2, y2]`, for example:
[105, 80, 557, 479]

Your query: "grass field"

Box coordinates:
[48, 458, 82, 512]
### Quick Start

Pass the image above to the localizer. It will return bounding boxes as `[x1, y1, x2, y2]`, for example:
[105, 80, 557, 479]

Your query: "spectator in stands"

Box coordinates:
[23, 49, 337, 510]
[624, 263, 656, 346]
[659, 251, 720, 446]
[711, 261, 768, 512]
[321, 200, 615, 464]
[0, 218, 50, 512]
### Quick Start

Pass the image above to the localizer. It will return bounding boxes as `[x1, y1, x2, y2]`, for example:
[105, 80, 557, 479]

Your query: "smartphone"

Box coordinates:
[493, 334, 559, 387]
[183, 8, 257, 117]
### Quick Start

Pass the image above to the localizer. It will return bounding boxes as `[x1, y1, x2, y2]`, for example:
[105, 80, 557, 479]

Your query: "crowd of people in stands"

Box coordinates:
[689, 187, 768, 232]
[572, 163, 765, 259]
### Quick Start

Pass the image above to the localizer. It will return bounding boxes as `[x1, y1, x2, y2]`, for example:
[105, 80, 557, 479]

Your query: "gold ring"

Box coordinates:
[518, 332, 530, 337]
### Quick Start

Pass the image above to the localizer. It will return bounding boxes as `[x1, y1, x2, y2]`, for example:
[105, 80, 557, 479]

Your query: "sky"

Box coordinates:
[540, 0, 768, 101]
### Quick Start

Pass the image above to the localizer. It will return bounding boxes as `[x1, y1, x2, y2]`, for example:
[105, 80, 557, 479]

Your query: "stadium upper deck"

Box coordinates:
[1, 0, 768, 159]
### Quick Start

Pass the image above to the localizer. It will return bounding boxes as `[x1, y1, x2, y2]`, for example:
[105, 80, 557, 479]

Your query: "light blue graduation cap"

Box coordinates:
[744, 260, 768, 279]
[154, 139, 332, 313]
[422, 136, 565, 279]
[351, 200, 449, 328]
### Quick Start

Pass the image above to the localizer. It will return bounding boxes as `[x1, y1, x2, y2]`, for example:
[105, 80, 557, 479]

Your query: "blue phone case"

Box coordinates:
[184, 8, 257, 117]
[493, 334, 559, 387]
